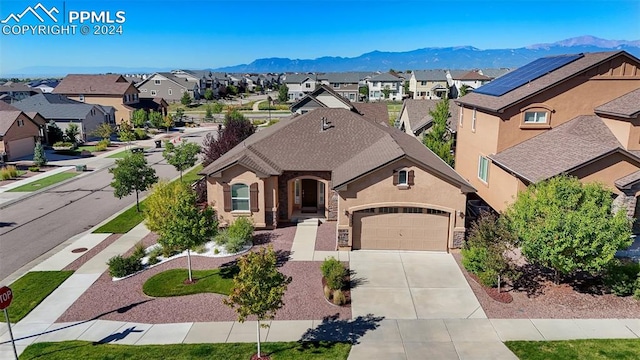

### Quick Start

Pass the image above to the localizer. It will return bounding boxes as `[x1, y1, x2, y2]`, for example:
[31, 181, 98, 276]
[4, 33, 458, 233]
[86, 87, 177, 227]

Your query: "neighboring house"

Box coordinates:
[367, 73, 404, 101]
[318, 72, 370, 102]
[0, 102, 42, 161]
[409, 70, 449, 100]
[13, 93, 114, 142]
[290, 84, 389, 125]
[53, 74, 167, 124]
[136, 72, 201, 102]
[199, 108, 474, 251]
[0, 82, 40, 103]
[282, 74, 318, 101]
[27, 79, 59, 93]
[397, 99, 460, 138]
[447, 70, 492, 98]
[454, 50, 640, 216]
[478, 68, 512, 80]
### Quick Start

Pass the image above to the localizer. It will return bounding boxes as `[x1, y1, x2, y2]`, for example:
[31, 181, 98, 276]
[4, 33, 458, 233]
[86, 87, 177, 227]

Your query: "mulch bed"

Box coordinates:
[314, 222, 337, 251]
[466, 272, 513, 303]
[452, 251, 640, 318]
[57, 227, 351, 324]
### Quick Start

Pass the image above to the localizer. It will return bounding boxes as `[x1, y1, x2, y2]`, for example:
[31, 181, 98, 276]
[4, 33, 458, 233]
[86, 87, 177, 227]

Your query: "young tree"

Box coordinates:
[64, 123, 80, 144]
[162, 140, 201, 180]
[149, 110, 163, 129]
[459, 84, 472, 97]
[422, 98, 454, 167]
[162, 115, 174, 133]
[202, 110, 255, 166]
[505, 175, 633, 284]
[212, 102, 224, 114]
[359, 85, 369, 101]
[224, 246, 292, 359]
[47, 121, 64, 145]
[131, 109, 148, 128]
[204, 88, 214, 101]
[109, 152, 158, 212]
[181, 91, 192, 106]
[153, 182, 217, 282]
[92, 123, 114, 141]
[32, 141, 47, 167]
[381, 86, 391, 100]
[118, 121, 135, 148]
[277, 84, 288, 103]
[204, 105, 214, 121]
[227, 84, 238, 96]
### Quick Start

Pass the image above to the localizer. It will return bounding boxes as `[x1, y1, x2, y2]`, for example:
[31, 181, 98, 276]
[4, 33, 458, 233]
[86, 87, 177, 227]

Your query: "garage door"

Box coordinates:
[7, 137, 35, 160]
[353, 207, 449, 251]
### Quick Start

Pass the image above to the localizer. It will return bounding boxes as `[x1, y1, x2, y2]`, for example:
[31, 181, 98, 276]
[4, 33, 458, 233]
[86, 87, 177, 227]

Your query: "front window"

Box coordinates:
[231, 183, 250, 211]
[523, 111, 548, 124]
[154, 79, 161, 85]
[151, 90, 157, 96]
[420, 81, 427, 86]
[398, 170, 408, 185]
[168, 89, 172, 95]
[305, 83, 311, 88]
[333, 83, 340, 88]
[478, 156, 489, 183]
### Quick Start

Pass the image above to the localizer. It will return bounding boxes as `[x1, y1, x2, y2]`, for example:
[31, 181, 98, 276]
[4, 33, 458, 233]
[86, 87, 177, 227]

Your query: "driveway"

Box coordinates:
[350, 251, 485, 320]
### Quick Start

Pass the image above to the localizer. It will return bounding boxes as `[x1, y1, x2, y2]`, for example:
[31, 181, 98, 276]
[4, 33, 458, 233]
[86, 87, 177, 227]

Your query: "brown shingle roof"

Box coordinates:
[489, 115, 626, 183]
[53, 74, 136, 96]
[458, 70, 491, 81]
[457, 51, 632, 112]
[615, 170, 640, 190]
[595, 88, 640, 118]
[0, 110, 22, 136]
[399, 99, 460, 134]
[201, 108, 473, 192]
[352, 102, 389, 125]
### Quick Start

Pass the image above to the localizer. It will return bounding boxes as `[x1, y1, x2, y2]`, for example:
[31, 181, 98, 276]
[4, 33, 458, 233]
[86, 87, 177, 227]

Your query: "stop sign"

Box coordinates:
[0, 286, 12, 310]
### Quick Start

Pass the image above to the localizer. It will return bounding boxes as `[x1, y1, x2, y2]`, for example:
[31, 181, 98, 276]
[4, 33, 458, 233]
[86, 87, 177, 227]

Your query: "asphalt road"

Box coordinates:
[0, 130, 213, 281]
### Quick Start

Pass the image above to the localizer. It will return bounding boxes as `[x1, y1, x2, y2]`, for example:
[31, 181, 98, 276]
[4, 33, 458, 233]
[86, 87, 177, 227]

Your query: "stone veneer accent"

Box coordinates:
[612, 191, 638, 219]
[452, 229, 466, 249]
[277, 171, 332, 221]
[338, 229, 349, 247]
[328, 190, 339, 221]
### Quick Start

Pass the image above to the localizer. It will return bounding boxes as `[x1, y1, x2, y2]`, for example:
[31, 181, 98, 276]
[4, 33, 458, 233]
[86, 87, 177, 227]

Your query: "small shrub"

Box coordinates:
[131, 242, 146, 260]
[214, 229, 229, 246]
[148, 246, 164, 260]
[634, 276, 640, 300]
[98, 138, 111, 147]
[332, 289, 346, 305]
[322, 257, 346, 291]
[227, 217, 254, 243]
[604, 260, 640, 296]
[321, 257, 342, 278]
[225, 235, 247, 254]
[161, 244, 181, 258]
[213, 248, 220, 255]
[95, 143, 108, 152]
[107, 255, 143, 278]
[1, 165, 18, 180]
[28, 166, 40, 172]
[147, 255, 161, 265]
[53, 141, 75, 148]
[193, 244, 208, 254]
[134, 128, 148, 140]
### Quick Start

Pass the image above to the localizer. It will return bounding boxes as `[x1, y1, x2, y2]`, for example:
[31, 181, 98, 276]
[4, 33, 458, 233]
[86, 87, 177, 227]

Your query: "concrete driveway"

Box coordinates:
[350, 251, 485, 320]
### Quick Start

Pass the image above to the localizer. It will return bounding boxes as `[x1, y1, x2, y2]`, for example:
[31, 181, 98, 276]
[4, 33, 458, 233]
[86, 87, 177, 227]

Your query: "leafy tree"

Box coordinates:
[277, 84, 288, 103]
[148, 110, 163, 129]
[32, 141, 47, 167]
[204, 88, 214, 101]
[92, 123, 114, 141]
[462, 212, 517, 292]
[382, 86, 391, 99]
[204, 105, 213, 120]
[227, 85, 238, 96]
[154, 181, 217, 282]
[404, 81, 410, 96]
[162, 139, 201, 180]
[46, 121, 64, 145]
[144, 180, 175, 233]
[131, 109, 148, 128]
[212, 102, 224, 114]
[109, 152, 158, 212]
[505, 175, 633, 284]
[359, 85, 369, 101]
[422, 98, 454, 167]
[64, 123, 80, 144]
[224, 246, 292, 359]
[162, 115, 174, 133]
[173, 108, 185, 123]
[459, 84, 472, 97]
[180, 91, 192, 106]
[118, 121, 135, 148]
[202, 110, 255, 166]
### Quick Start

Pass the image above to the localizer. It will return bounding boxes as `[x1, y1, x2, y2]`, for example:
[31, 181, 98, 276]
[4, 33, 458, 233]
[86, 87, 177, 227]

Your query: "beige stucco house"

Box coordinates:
[0, 102, 43, 161]
[454, 50, 640, 215]
[200, 108, 474, 251]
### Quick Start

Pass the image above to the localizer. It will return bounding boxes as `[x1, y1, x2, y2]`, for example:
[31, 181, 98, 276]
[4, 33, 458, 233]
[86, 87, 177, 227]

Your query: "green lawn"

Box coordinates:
[20, 341, 351, 360]
[7, 171, 79, 192]
[106, 149, 145, 159]
[1, 271, 73, 323]
[506, 339, 640, 360]
[93, 201, 147, 233]
[143, 267, 237, 297]
[182, 164, 203, 184]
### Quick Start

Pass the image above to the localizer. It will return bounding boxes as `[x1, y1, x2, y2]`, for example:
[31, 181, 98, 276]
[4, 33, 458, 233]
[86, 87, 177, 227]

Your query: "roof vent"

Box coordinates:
[321, 116, 333, 132]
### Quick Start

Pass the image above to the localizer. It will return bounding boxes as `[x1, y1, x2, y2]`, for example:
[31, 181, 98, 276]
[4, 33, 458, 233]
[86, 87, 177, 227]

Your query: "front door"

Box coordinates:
[301, 179, 317, 208]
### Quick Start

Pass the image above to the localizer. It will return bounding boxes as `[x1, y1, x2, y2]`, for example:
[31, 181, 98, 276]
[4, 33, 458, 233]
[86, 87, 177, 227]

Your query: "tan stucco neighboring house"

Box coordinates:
[200, 108, 474, 251]
[397, 99, 460, 138]
[0, 102, 42, 161]
[454, 50, 640, 214]
[53, 74, 167, 125]
[409, 70, 449, 100]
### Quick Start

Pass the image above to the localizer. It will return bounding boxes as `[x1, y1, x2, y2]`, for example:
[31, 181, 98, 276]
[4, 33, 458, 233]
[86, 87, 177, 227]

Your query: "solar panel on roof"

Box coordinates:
[474, 53, 584, 97]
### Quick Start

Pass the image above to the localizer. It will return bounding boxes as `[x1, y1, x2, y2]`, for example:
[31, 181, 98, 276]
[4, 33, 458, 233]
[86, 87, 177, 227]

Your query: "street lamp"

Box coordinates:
[267, 95, 273, 124]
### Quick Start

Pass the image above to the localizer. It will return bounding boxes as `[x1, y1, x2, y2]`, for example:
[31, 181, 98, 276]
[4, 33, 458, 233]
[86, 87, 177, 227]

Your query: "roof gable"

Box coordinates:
[595, 88, 640, 119]
[53, 74, 137, 96]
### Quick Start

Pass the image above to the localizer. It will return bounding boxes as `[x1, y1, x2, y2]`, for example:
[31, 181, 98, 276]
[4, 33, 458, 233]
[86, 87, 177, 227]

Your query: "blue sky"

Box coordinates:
[0, 0, 638, 74]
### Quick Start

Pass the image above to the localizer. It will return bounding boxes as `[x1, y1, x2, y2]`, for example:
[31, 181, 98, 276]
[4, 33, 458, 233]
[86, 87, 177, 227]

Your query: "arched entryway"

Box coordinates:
[288, 177, 328, 219]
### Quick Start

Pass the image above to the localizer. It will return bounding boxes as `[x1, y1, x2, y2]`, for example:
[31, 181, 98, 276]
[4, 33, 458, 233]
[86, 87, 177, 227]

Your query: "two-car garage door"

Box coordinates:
[352, 207, 450, 251]
[7, 137, 35, 161]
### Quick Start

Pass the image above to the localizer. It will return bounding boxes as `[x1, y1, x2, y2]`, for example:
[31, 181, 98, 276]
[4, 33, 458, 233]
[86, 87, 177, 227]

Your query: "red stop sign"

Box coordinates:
[0, 286, 13, 310]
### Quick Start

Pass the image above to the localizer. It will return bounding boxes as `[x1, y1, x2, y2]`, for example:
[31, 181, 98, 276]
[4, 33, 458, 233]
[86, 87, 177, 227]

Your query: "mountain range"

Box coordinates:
[4, 36, 640, 77]
[212, 36, 640, 73]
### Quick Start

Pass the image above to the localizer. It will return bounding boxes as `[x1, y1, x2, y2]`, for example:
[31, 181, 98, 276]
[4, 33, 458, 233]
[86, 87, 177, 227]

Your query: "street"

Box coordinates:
[0, 130, 213, 281]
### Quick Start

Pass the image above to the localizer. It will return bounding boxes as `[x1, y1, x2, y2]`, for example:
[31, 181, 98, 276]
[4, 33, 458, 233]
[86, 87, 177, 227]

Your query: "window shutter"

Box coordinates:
[250, 183, 259, 212]
[392, 171, 399, 185]
[223, 184, 231, 212]
[408, 170, 415, 185]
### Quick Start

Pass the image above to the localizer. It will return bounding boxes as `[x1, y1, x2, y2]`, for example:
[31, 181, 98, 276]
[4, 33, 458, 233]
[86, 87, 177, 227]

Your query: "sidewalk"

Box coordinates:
[1, 189, 640, 358]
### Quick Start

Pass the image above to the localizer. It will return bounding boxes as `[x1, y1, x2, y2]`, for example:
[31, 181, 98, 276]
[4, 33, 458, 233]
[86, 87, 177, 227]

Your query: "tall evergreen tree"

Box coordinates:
[422, 98, 454, 167]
